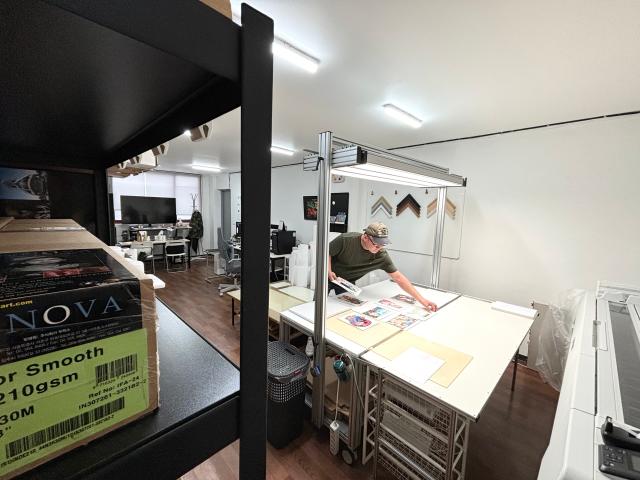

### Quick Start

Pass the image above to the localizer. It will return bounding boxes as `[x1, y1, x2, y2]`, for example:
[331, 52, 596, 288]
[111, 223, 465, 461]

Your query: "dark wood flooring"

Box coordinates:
[154, 259, 559, 480]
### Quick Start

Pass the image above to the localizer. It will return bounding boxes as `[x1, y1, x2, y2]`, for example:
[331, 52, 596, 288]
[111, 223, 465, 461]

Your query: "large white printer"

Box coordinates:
[539, 282, 640, 480]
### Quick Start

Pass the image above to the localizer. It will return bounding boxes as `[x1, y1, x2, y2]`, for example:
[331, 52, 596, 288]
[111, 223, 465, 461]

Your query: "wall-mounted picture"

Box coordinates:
[303, 195, 318, 220]
[0, 167, 51, 218]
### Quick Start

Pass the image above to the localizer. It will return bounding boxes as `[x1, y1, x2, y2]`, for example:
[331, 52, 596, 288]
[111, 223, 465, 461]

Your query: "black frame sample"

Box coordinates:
[1, 1, 273, 477]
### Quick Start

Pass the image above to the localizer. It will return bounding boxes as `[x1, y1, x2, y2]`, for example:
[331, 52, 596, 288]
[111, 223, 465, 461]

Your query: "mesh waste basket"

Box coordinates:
[267, 341, 310, 448]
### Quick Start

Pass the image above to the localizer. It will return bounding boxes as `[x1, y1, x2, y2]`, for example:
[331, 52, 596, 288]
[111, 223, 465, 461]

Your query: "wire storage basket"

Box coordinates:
[365, 366, 470, 480]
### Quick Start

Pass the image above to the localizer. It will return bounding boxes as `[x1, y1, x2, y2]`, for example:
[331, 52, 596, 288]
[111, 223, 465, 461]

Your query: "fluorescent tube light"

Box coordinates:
[271, 145, 295, 156]
[272, 38, 319, 73]
[191, 164, 221, 173]
[383, 104, 422, 128]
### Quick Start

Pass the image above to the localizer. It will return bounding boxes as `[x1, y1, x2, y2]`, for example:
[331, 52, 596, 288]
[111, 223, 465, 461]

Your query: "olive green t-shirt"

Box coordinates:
[329, 232, 397, 283]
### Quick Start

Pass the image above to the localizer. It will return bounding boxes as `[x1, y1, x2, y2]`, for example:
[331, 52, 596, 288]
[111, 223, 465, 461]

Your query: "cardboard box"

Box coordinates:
[0, 219, 158, 479]
[0, 218, 85, 232]
[199, 0, 232, 19]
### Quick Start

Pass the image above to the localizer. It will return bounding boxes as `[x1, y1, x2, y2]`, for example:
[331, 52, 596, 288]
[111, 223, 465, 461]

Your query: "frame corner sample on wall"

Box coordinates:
[366, 185, 465, 259]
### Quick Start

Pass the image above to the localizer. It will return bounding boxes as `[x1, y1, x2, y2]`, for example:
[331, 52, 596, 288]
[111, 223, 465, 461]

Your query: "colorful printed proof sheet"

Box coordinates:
[391, 293, 416, 305]
[338, 312, 376, 330]
[336, 292, 367, 307]
[386, 314, 421, 330]
[378, 298, 408, 311]
[360, 305, 396, 320]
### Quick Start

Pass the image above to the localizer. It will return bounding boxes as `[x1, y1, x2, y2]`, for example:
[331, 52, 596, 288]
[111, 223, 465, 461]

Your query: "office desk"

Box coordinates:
[225, 285, 310, 328]
[232, 244, 290, 280]
[119, 239, 191, 268]
[21, 300, 239, 480]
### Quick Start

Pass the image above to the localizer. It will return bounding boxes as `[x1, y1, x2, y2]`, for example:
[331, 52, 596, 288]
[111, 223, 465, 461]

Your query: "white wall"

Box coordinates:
[200, 175, 217, 250]
[270, 166, 366, 244]
[229, 172, 241, 233]
[400, 115, 640, 306]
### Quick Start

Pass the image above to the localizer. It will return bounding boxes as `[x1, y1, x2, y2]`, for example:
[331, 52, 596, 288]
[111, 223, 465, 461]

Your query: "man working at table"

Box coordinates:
[328, 222, 438, 311]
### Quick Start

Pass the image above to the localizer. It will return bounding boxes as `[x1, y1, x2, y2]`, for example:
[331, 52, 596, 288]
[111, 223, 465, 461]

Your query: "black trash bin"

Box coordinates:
[267, 341, 310, 448]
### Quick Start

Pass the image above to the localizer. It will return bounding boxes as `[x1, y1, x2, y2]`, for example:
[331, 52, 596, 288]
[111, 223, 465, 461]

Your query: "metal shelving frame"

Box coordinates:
[363, 365, 470, 480]
[1, 2, 273, 477]
[302, 132, 467, 436]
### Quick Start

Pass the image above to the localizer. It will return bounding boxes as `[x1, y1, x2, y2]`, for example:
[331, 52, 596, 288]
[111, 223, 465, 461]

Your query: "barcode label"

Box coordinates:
[4, 397, 125, 459]
[95, 354, 138, 385]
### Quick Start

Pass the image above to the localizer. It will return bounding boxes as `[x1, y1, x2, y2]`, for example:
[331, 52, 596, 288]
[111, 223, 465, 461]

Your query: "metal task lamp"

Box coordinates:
[303, 131, 467, 428]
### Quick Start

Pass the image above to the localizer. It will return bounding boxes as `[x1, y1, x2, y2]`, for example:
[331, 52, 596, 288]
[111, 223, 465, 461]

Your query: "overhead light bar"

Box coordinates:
[304, 143, 465, 188]
[271, 145, 295, 156]
[191, 164, 221, 173]
[337, 167, 432, 188]
[383, 103, 423, 128]
[272, 38, 320, 73]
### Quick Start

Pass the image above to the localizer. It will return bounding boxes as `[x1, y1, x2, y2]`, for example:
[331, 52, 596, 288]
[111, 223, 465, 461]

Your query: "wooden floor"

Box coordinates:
[155, 259, 559, 480]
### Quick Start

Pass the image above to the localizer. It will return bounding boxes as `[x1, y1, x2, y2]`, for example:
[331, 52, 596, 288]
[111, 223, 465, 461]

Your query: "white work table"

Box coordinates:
[362, 294, 534, 421]
[279, 280, 461, 359]
[280, 279, 534, 478]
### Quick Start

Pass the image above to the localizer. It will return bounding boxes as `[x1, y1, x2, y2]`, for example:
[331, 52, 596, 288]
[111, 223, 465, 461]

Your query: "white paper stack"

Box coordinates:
[290, 265, 311, 287]
[296, 244, 310, 266]
[309, 241, 317, 267]
[491, 301, 537, 319]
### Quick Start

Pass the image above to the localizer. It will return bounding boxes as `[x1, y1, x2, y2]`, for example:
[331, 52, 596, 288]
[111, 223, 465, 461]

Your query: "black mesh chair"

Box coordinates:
[217, 228, 240, 296]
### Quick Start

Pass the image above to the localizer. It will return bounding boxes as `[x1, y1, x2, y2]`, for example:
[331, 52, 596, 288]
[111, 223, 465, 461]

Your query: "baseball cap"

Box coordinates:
[363, 222, 391, 246]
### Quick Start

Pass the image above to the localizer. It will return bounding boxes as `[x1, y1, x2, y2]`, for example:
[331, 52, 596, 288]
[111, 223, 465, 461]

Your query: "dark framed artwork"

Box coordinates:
[302, 193, 349, 232]
[0, 165, 98, 234]
[303, 195, 318, 220]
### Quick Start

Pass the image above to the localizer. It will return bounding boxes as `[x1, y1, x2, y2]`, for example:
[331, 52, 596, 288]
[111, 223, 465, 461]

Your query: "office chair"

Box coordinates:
[216, 228, 241, 296]
[130, 241, 155, 274]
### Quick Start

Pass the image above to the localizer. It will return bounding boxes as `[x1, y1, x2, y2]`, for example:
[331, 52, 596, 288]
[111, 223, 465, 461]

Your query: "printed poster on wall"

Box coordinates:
[0, 167, 51, 218]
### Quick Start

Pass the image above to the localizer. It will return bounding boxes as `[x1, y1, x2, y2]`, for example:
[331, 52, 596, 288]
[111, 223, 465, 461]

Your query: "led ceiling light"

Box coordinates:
[271, 145, 295, 156]
[272, 38, 319, 73]
[191, 163, 221, 172]
[183, 130, 191, 137]
[383, 103, 423, 128]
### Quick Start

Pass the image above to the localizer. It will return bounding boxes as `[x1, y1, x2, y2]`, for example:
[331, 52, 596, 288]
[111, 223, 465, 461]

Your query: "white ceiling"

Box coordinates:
[157, 0, 640, 175]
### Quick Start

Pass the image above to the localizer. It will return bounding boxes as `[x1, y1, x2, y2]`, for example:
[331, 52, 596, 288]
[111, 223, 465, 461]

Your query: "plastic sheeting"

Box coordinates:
[535, 289, 586, 391]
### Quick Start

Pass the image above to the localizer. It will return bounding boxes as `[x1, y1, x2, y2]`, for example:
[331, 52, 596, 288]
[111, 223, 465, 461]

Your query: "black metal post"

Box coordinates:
[239, 4, 273, 479]
[93, 169, 112, 244]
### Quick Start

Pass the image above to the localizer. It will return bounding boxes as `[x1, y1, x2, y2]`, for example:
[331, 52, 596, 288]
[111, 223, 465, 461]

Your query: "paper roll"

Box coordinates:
[291, 265, 311, 287]
[310, 266, 316, 290]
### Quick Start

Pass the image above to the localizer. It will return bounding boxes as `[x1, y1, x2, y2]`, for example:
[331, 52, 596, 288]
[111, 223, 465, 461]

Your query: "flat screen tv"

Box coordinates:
[121, 195, 177, 225]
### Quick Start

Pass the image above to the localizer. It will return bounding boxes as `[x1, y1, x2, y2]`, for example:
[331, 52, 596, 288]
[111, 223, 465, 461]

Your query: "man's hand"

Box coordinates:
[329, 271, 338, 282]
[419, 298, 438, 312]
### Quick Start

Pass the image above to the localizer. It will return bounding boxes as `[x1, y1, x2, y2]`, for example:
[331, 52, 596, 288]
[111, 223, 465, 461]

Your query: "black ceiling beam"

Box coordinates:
[45, 0, 240, 81]
[104, 76, 239, 167]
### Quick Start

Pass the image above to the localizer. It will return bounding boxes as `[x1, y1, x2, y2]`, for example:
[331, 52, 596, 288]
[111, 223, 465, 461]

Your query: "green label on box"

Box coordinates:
[0, 329, 150, 477]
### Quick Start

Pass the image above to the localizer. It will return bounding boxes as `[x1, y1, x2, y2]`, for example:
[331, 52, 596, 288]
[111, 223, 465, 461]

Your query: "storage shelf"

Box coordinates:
[19, 300, 239, 480]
